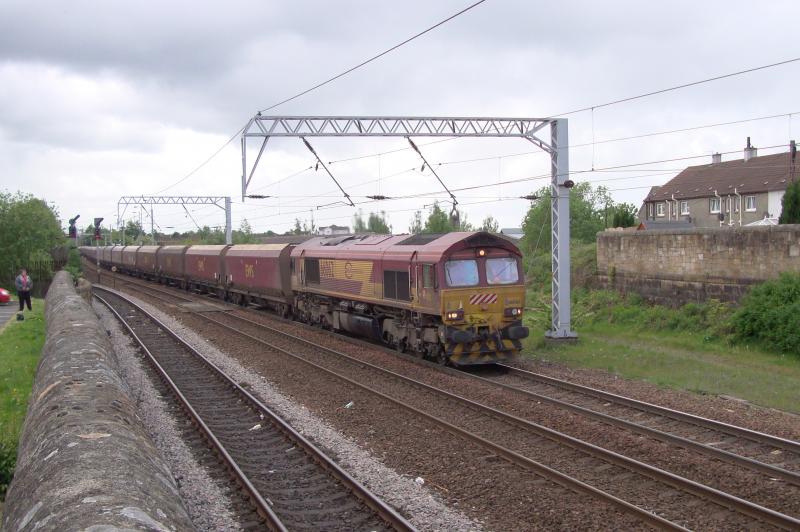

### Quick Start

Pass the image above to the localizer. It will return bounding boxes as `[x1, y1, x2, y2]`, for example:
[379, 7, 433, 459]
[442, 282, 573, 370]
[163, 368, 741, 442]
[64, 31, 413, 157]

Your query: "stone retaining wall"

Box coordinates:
[2, 271, 194, 531]
[596, 225, 800, 305]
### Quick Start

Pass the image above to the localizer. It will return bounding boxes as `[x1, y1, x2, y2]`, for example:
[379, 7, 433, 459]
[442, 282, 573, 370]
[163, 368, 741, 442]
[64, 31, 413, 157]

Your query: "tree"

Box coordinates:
[124, 220, 143, 240]
[409, 210, 423, 234]
[352, 210, 368, 233]
[521, 182, 614, 256]
[479, 215, 500, 233]
[779, 180, 800, 224]
[367, 211, 391, 233]
[0, 192, 64, 285]
[610, 203, 638, 228]
[233, 218, 256, 244]
[291, 218, 305, 235]
[423, 202, 451, 233]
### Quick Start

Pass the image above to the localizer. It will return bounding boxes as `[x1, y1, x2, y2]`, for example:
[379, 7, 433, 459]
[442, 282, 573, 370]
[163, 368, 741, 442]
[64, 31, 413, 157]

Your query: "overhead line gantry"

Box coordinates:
[240, 115, 576, 339]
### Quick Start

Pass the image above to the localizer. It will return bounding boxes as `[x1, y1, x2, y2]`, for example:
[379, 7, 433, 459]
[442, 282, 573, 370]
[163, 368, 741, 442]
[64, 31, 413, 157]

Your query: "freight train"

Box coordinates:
[81, 231, 529, 365]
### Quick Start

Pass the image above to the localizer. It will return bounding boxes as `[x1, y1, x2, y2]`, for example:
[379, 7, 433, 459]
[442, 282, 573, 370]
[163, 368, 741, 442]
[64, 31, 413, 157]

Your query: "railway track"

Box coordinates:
[90, 270, 800, 529]
[93, 286, 414, 532]
[475, 363, 800, 484]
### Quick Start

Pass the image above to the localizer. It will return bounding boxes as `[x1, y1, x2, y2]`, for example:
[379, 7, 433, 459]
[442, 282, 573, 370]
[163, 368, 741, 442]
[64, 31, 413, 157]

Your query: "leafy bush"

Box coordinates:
[566, 288, 732, 338]
[0, 439, 16, 500]
[64, 246, 82, 281]
[732, 273, 800, 355]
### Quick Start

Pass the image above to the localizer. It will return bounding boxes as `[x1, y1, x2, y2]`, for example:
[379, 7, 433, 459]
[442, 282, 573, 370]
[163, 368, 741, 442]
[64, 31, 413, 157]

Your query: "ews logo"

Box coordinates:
[197, 258, 205, 272]
[244, 263, 256, 279]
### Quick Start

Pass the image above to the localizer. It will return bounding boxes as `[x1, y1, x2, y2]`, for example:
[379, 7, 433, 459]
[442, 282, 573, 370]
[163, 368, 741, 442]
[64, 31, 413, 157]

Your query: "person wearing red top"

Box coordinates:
[15, 269, 32, 312]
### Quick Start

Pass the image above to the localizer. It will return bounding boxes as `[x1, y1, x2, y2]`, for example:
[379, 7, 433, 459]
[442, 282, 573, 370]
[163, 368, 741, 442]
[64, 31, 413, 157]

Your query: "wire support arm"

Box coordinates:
[301, 137, 355, 207]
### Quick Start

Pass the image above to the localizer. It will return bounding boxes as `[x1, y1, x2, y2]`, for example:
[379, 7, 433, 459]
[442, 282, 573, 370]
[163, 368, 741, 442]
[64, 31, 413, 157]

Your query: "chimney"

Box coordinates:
[711, 152, 722, 164]
[744, 136, 757, 162]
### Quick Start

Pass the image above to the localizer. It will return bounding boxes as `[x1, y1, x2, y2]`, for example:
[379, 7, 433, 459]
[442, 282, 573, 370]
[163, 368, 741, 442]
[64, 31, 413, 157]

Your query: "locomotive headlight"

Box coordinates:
[504, 307, 523, 317]
[446, 309, 464, 321]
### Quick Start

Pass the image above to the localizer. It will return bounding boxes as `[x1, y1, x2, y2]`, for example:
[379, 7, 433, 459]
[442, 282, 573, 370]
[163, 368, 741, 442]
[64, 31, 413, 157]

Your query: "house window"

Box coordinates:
[656, 203, 665, 217]
[680, 201, 689, 215]
[709, 197, 721, 214]
[745, 195, 756, 212]
[647, 203, 654, 218]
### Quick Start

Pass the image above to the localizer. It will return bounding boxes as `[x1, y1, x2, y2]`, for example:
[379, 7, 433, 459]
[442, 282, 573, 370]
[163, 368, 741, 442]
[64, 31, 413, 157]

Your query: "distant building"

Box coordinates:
[500, 228, 523, 240]
[316, 225, 350, 236]
[640, 139, 798, 228]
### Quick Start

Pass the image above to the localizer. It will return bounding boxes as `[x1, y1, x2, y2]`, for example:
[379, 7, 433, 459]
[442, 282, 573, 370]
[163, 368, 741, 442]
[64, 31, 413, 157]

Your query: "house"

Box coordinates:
[640, 139, 798, 228]
[316, 224, 350, 236]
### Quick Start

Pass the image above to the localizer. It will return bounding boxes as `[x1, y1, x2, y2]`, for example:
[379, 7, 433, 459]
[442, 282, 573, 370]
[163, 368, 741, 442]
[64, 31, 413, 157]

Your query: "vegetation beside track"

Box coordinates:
[522, 286, 800, 413]
[0, 300, 45, 501]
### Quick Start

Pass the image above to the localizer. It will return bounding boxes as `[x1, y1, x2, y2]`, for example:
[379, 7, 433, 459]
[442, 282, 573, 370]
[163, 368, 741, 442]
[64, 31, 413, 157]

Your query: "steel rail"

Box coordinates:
[458, 367, 800, 485]
[91, 270, 800, 527]
[203, 311, 800, 531]
[94, 286, 415, 532]
[191, 311, 686, 531]
[98, 271, 800, 485]
[494, 363, 800, 455]
[94, 290, 285, 531]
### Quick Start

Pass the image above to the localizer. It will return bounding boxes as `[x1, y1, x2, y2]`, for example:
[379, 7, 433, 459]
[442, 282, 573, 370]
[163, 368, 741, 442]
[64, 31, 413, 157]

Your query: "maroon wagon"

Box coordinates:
[136, 246, 161, 278]
[185, 245, 229, 292]
[156, 245, 188, 285]
[223, 244, 294, 312]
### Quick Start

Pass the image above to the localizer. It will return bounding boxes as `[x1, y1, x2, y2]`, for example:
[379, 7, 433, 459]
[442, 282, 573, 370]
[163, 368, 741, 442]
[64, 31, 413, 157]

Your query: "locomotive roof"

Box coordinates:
[292, 231, 521, 261]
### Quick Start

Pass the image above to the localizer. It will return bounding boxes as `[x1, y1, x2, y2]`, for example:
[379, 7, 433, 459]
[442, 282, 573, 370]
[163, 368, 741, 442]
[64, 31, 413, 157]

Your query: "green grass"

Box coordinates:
[0, 300, 45, 500]
[522, 289, 800, 413]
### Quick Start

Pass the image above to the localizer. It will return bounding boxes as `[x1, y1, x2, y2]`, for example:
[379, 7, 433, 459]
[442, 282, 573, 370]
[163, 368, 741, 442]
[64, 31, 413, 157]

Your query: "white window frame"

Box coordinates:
[745, 195, 756, 212]
[680, 200, 689, 215]
[647, 203, 654, 218]
[709, 197, 721, 214]
[656, 202, 665, 217]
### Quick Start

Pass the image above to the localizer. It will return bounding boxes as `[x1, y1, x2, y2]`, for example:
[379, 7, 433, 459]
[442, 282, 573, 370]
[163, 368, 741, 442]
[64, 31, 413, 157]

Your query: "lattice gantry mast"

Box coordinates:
[117, 196, 233, 245]
[240, 115, 576, 339]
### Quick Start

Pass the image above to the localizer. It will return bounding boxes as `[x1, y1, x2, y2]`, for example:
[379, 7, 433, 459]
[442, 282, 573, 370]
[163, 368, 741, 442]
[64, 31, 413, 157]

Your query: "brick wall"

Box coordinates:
[596, 225, 800, 305]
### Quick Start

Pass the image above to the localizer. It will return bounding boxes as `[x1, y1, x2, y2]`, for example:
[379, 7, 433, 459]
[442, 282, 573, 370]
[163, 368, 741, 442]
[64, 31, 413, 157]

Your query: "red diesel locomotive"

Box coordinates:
[82, 231, 529, 365]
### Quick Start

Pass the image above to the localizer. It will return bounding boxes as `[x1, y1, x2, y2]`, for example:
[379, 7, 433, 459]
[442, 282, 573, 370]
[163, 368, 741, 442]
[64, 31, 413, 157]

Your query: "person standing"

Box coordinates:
[15, 269, 32, 312]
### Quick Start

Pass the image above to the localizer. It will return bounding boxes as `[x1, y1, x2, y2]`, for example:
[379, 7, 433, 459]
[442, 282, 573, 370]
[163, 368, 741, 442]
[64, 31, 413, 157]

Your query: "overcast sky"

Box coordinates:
[1, 0, 798, 235]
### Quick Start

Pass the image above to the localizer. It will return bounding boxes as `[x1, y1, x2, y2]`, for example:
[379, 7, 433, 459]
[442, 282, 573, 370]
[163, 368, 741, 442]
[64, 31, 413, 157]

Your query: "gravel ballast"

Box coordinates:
[94, 301, 244, 531]
[95, 287, 483, 532]
[103, 275, 800, 529]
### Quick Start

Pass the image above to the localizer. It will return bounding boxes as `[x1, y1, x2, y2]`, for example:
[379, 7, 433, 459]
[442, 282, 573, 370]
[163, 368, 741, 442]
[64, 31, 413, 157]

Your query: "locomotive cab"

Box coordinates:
[436, 235, 529, 365]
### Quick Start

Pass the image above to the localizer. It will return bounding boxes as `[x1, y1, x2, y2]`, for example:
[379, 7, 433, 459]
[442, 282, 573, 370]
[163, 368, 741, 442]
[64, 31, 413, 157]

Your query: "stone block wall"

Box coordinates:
[596, 225, 800, 305]
[2, 271, 194, 532]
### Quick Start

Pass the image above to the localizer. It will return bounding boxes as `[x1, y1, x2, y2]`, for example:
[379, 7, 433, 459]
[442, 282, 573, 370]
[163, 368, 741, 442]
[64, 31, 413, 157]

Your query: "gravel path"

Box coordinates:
[96, 287, 483, 532]
[94, 301, 245, 531]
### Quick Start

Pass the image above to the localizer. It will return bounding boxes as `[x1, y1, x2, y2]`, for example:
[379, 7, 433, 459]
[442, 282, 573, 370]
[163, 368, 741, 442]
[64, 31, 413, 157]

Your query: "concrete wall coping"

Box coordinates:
[598, 224, 800, 239]
[2, 271, 194, 532]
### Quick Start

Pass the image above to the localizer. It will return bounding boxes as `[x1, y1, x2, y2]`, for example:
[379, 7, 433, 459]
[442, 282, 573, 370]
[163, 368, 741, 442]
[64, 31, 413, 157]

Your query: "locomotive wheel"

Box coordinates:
[395, 338, 406, 354]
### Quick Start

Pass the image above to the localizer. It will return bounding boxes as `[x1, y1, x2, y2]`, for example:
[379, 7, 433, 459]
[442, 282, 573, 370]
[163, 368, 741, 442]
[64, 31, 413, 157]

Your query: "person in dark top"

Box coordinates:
[15, 269, 32, 311]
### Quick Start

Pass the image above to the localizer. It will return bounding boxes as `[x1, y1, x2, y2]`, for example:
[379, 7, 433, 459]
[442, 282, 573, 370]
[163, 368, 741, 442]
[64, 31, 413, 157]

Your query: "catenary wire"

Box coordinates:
[551, 56, 800, 117]
[257, 0, 489, 113]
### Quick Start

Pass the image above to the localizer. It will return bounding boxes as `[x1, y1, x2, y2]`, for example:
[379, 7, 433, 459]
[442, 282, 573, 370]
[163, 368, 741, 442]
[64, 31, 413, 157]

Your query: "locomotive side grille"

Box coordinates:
[468, 293, 498, 305]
